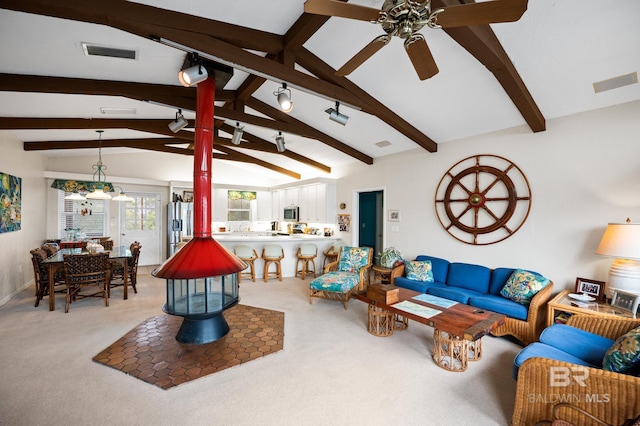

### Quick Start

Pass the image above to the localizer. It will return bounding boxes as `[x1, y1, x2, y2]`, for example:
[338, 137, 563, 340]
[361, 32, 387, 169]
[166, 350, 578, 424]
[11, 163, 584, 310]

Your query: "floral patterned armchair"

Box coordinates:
[309, 246, 373, 310]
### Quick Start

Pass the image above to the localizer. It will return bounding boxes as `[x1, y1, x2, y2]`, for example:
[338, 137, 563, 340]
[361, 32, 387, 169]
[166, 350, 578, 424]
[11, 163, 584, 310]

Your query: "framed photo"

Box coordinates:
[611, 289, 640, 314]
[388, 210, 401, 222]
[575, 277, 606, 302]
[183, 190, 194, 203]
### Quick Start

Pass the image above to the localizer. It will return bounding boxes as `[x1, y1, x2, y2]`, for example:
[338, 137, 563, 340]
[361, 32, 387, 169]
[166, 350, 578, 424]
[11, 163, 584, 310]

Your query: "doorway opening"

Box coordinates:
[357, 189, 384, 264]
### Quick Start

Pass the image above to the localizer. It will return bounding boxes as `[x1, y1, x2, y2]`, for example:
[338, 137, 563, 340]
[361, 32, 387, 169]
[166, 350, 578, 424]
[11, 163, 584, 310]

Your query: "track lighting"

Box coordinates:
[273, 83, 293, 112]
[275, 132, 286, 152]
[178, 53, 208, 87]
[168, 109, 188, 133]
[325, 101, 349, 125]
[231, 122, 244, 145]
[112, 186, 134, 202]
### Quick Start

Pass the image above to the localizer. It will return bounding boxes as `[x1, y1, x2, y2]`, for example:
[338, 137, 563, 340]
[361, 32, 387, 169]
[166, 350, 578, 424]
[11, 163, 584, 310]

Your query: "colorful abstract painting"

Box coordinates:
[0, 172, 21, 233]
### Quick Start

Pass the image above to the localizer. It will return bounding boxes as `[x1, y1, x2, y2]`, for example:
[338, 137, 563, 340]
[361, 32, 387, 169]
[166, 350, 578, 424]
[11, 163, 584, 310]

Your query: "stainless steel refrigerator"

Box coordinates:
[167, 202, 193, 256]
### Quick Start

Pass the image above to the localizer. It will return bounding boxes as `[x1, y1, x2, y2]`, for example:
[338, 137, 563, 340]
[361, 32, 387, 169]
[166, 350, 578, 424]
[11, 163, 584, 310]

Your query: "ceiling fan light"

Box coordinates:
[275, 132, 286, 152]
[178, 64, 208, 87]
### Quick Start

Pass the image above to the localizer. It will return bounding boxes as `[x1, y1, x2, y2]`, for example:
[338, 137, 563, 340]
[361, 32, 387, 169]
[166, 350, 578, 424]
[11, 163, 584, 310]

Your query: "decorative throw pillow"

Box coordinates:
[602, 326, 640, 374]
[499, 269, 549, 305]
[405, 260, 434, 282]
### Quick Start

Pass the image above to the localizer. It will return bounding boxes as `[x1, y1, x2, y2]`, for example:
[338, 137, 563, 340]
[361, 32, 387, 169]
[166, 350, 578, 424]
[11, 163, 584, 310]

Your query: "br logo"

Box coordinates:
[550, 366, 589, 387]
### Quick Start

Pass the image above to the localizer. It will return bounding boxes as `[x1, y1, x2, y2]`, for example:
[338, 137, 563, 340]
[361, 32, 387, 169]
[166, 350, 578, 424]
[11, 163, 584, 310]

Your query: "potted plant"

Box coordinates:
[378, 246, 403, 268]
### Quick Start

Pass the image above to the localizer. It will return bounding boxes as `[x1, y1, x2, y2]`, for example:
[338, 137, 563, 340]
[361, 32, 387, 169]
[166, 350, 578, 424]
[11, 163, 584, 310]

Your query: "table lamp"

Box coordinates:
[595, 218, 640, 297]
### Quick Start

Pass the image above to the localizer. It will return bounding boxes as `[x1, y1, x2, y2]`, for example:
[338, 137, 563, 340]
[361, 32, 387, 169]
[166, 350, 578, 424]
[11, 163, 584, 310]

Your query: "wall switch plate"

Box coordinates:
[391, 225, 399, 232]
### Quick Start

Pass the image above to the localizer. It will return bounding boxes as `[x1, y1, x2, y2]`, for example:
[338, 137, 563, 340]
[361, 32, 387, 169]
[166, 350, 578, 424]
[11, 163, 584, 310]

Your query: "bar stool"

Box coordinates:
[234, 244, 258, 283]
[295, 243, 317, 280]
[262, 244, 284, 282]
[322, 241, 345, 271]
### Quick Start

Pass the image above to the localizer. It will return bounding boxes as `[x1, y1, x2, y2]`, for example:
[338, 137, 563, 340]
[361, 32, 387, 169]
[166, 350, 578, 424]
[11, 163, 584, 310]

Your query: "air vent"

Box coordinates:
[82, 43, 137, 60]
[100, 107, 136, 115]
[593, 72, 637, 93]
[376, 140, 392, 148]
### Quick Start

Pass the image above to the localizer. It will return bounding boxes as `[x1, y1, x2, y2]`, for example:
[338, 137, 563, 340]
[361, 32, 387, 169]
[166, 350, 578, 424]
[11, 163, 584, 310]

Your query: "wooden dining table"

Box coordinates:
[42, 247, 132, 311]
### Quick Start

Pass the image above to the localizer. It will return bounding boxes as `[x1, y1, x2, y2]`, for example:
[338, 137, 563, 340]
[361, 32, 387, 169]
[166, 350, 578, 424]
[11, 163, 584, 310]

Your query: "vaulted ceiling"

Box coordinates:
[0, 1, 638, 185]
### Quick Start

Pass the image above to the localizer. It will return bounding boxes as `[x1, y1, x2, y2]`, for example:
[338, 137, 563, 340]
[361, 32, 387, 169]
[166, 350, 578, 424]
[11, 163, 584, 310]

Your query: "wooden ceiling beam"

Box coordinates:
[433, 0, 545, 132]
[0, 0, 284, 54]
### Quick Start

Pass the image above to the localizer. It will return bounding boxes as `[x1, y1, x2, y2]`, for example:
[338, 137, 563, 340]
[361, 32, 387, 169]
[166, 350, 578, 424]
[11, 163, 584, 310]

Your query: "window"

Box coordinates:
[124, 194, 157, 231]
[227, 190, 255, 222]
[58, 192, 109, 239]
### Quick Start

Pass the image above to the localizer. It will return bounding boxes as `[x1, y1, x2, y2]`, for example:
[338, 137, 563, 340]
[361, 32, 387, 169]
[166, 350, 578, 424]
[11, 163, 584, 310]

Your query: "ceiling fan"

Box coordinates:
[304, 0, 528, 80]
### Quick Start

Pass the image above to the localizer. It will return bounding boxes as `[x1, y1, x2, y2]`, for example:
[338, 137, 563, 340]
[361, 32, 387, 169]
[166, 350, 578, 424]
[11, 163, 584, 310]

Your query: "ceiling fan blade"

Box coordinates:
[336, 35, 391, 77]
[304, 0, 382, 22]
[436, 0, 528, 28]
[404, 35, 439, 80]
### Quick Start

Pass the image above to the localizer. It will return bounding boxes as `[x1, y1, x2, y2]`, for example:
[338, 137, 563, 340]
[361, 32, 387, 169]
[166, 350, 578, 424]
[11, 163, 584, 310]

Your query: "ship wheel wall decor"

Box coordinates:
[435, 155, 532, 245]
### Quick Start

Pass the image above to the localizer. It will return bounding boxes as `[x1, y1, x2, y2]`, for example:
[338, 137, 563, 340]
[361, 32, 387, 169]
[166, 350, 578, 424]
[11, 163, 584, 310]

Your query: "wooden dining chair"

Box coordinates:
[30, 247, 65, 308]
[110, 242, 142, 296]
[63, 252, 111, 313]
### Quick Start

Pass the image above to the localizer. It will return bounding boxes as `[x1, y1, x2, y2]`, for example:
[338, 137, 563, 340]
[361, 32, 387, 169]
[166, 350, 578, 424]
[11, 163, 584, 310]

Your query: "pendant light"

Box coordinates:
[86, 130, 112, 200]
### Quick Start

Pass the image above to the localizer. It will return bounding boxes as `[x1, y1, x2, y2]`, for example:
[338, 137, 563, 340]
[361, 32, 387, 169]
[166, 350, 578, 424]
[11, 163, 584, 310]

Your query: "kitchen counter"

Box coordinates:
[206, 234, 340, 279]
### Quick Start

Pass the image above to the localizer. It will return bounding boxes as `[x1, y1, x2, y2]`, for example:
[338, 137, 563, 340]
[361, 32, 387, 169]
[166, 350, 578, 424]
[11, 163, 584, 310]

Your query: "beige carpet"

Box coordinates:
[0, 266, 522, 425]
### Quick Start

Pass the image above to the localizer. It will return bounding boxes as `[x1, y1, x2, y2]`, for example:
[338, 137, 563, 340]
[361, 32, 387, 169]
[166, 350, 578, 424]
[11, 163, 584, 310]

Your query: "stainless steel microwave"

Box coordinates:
[283, 206, 299, 222]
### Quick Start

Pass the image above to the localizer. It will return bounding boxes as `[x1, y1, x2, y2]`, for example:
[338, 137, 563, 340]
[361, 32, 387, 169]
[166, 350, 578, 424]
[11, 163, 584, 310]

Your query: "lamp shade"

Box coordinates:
[595, 221, 640, 260]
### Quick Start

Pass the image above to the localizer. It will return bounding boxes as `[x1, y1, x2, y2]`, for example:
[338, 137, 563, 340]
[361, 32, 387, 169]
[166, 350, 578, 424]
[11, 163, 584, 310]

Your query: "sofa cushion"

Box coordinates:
[310, 271, 360, 293]
[394, 276, 445, 294]
[415, 255, 449, 284]
[468, 295, 529, 321]
[500, 269, 550, 305]
[602, 325, 640, 374]
[428, 286, 486, 304]
[540, 324, 614, 367]
[405, 260, 434, 282]
[447, 262, 491, 293]
[513, 342, 598, 380]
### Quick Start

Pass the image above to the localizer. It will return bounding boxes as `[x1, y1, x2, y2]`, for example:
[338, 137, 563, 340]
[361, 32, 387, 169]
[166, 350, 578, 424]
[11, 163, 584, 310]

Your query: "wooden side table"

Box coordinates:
[372, 265, 393, 285]
[547, 290, 635, 327]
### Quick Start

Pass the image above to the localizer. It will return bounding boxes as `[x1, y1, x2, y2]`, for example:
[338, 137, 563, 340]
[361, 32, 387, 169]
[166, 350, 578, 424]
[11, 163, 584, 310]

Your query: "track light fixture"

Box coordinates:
[275, 131, 286, 152]
[168, 109, 188, 133]
[273, 83, 293, 112]
[325, 101, 349, 125]
[178, 53, 208, 87]
[231, 122, 244, 145]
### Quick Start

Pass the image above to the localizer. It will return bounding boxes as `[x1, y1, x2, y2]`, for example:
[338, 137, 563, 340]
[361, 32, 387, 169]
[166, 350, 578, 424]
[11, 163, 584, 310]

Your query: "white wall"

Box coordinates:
[335, 101, 640, 294]
[1, 101, 639, 305]
[0, 133, 48, 304]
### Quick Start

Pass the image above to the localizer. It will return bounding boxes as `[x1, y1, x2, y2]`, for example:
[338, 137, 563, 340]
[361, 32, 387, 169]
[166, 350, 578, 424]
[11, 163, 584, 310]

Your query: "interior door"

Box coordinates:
[358, 191, 383, 258]
[119, 192, 162, 266]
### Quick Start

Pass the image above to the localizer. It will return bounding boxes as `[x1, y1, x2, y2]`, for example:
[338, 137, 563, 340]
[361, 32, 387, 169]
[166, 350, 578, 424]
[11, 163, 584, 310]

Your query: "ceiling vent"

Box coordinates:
[82, 43, 137, 60]
[593, 72, 637, 93]
[376, 140, 392, 148]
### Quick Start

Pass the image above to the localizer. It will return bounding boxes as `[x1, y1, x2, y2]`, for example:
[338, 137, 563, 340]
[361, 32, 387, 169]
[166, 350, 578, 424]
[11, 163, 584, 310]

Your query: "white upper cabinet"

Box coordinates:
[255, 191, 272, 221]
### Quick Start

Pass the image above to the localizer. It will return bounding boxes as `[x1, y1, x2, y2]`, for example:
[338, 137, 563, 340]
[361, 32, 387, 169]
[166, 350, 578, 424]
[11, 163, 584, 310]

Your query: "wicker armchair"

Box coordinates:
[491, 281, 554, 345]
[512, 315, 640, 426]
[309, 246, 373, 310]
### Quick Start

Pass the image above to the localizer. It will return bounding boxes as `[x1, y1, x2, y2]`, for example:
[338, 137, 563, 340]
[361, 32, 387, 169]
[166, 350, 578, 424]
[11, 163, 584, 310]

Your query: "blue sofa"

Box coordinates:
[390, 255, 554, 345]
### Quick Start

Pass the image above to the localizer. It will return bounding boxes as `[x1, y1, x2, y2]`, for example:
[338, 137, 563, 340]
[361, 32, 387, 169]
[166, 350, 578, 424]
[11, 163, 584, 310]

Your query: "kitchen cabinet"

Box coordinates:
[214, 188, 228, 221]
[285, 187, 299, 207]
[298, 183, 335, 223]
[255, 191, 272, 221]
[271, 190, 281, 220]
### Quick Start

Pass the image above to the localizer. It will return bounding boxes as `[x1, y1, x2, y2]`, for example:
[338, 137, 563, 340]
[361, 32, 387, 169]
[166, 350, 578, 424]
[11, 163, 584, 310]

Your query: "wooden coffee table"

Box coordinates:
[354, 287, 505, 372]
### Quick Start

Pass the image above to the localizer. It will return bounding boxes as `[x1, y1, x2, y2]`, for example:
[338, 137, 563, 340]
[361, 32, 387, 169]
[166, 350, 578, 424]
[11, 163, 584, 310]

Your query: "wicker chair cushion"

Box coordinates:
[602, 325, 640, 374]
[540, 324, 614, 366]
[336, 247, 370, 273]
[500, 269, 550, 305]
[513, 342, 598, 379]
[405, 260, 434, 282]
[310, 271, 360, 293]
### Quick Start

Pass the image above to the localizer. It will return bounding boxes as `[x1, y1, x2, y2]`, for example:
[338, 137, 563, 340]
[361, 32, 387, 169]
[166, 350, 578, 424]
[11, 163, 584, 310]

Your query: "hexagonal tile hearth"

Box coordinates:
[93, 304, 284, 390]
